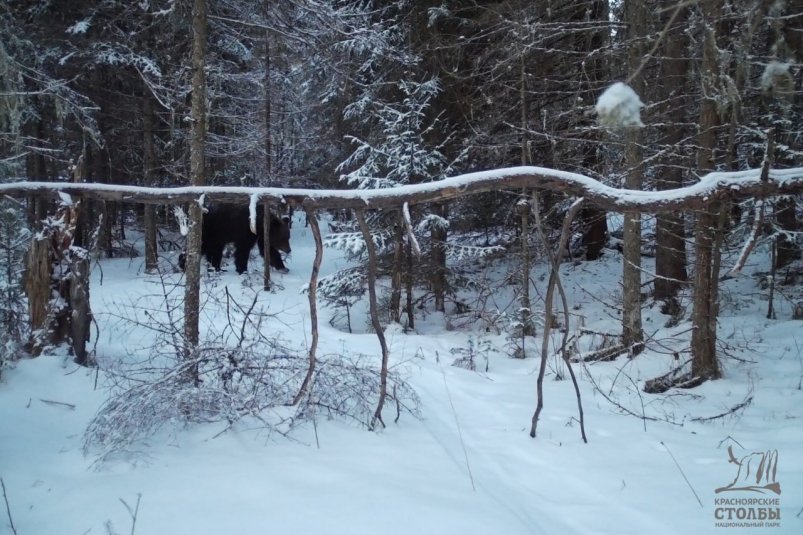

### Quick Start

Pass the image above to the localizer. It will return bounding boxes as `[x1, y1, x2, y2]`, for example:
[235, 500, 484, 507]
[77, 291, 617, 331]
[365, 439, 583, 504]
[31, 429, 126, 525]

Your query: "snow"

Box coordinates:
[595, 82, 645, 128]
[761, 61, 793, 92]
[66, 19, 92, 35]
[1, 212, 802, 534]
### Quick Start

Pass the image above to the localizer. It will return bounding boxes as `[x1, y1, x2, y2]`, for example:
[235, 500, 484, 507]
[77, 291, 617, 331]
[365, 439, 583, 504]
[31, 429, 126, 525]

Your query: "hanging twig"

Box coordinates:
[356, 210, 390, 430]
[293, 207, 323, 406]
[531, 198, 586, 440]
[531, 192, 587, 442]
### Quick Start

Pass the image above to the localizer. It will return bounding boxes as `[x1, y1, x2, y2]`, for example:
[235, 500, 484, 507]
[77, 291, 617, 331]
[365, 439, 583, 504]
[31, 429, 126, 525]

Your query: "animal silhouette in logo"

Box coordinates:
[715, 446, 780, 495]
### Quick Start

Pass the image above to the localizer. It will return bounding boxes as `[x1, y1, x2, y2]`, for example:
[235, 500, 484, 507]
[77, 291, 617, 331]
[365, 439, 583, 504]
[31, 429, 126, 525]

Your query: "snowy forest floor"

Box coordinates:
[1, 213, 802, 535]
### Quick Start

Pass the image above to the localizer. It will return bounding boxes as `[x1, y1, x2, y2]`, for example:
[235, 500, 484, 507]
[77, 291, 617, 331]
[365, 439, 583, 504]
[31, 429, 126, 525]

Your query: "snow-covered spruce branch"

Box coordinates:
[2, 165, 803, 213]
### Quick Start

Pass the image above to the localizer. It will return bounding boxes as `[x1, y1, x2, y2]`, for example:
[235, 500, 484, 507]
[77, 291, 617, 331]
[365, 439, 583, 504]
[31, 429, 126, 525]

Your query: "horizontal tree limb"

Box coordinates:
[2, 165, 802, 213]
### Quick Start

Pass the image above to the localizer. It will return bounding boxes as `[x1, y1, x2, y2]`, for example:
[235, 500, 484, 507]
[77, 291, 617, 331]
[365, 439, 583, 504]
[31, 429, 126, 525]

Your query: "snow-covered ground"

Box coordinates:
[1, 214, 801, 534]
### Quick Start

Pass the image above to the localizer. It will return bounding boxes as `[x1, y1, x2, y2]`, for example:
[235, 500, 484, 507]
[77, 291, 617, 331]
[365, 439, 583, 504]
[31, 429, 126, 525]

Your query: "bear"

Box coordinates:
[181, 204, 291, 274]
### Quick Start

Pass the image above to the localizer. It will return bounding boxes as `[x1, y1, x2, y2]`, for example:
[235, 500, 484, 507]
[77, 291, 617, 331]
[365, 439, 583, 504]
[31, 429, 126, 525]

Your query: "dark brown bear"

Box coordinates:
[182, 205, 291, 274]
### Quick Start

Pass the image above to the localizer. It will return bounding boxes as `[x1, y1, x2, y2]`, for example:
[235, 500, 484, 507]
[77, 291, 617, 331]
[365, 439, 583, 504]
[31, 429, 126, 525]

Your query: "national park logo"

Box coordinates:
[714, 446, 781, 528]
[716, 446, 781, 495]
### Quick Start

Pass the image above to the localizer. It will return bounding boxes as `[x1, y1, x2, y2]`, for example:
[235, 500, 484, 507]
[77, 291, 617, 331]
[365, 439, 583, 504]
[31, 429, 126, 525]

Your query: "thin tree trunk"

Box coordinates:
[356, 210, 389, 430]
[405, 238, 414, 330]
[263, 7, 272, 182]
[431, 202, 447, 313]
[518, 56, 535, 337]
[143, 93, 158, 273]
[262, 202, 272, 290]
[184, 0, 208, 367]
[389, 212, 404, 323]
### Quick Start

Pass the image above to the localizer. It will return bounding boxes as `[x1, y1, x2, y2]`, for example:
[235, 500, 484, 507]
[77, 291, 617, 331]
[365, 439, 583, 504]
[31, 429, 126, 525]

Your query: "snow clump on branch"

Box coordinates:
[595, 82, 644, 129]
[760, 61, 794, 95]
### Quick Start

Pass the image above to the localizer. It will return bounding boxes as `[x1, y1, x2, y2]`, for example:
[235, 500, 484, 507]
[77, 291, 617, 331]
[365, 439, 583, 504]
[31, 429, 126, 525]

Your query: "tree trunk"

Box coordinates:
[405, 238, 414, 330]
[263, 17, 272, 182]
[184, 0, 208, 364]
[621, 0, 645, 354]
[431, 202, 447, 313]
[775, 198, 800, 269]
[517, 194, 535, 336]
[581, 207, 607, 260]
[143, 93, 159, 273]
[25, 237, 50, 354]
[690, 0, 723, 381]
[389, 212, 404, 323]
[654, 6, 689, 301]
[69, 250, 92, 365]
[262, 202, 272, 290]
[518, 55, 535, 337]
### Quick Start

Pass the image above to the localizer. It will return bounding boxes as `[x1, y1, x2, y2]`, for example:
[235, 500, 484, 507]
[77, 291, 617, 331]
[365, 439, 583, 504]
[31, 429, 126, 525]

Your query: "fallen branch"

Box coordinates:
[578, 343, 629, 363]
[2, 165, 802, 213]
[690, 396, 754, 422]
[39, 398, 77, 410]
[643, 360, 694, 394]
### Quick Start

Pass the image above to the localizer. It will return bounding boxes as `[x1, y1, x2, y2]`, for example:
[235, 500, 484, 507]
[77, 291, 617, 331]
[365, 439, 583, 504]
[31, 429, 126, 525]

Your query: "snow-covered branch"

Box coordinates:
[2, 165, 802, 213]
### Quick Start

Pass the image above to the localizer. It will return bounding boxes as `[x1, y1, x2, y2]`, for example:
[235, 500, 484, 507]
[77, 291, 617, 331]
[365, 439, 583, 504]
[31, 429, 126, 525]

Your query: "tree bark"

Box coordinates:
[389, 212, 404, 323]
[621, 0, 645, 354]
[183, 0, 208, 364]
[518, 55, 535, 337]
[262, 201, 272, 290]
[654, 5, 689, 301]
[405, 238, 414, 330]
[690, 0, 723, 382]
[431, 202, 447, 313]
[143, 92, 159, 273]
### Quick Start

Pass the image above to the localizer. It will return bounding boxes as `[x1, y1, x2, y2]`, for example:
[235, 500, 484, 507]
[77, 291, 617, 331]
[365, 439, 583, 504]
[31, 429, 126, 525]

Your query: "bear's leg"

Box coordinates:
[269, 246, 289, 273]
[208, 246, 224, 271]
[233, 244, 250, 274]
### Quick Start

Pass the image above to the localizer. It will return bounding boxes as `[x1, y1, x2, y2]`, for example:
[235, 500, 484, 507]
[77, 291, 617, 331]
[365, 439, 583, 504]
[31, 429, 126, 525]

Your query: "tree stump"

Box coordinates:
[23, 206, 93, 364]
